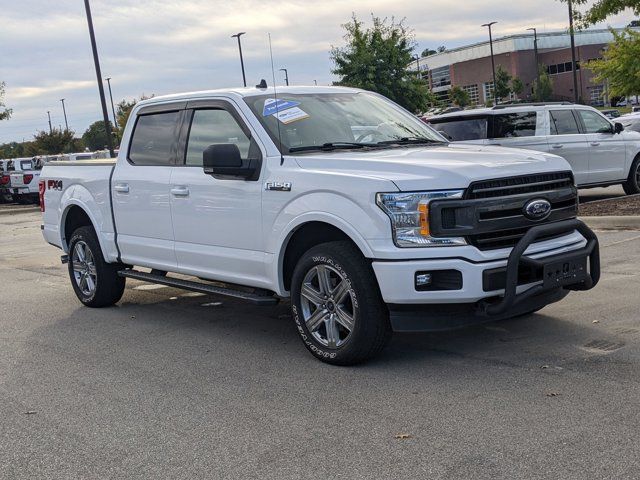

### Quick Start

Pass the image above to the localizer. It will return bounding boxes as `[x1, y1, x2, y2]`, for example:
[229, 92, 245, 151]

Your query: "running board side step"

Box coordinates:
[118, 270, 279, 306]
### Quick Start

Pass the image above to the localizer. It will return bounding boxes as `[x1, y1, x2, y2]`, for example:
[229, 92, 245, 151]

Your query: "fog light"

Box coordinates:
[415, 273, 432, 287]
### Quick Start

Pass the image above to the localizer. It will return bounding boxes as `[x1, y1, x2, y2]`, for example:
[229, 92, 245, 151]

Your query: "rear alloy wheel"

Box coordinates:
[291, 241, 391, 365]
[623, 157, 640, 195]
[68, 226, 125, 307]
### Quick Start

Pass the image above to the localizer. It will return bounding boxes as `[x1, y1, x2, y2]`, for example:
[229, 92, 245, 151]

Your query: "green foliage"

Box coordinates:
[533, 65, 554, 101]
[563, 0, 640, 26]
[29, 129, 82, 155]
[115, 95, 153, 140]
[511, 77, 524, 97]
[0, 82, 12, 121]
[494, 66, 512, 103]
[449, 86, 470, 107]
[82, 120, 114, 151]
[421, 48, 437, 57]
[331, 14, 432, 113]
[588, 28, 640, 99]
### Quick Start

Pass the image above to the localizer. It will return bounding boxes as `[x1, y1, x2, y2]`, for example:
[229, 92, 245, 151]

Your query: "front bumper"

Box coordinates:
[372, 219, 600, 331]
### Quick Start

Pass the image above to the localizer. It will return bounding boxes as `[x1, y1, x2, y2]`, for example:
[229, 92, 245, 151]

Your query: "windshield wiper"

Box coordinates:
[375, 137, 444, 146]
[289, 142, 374, 153]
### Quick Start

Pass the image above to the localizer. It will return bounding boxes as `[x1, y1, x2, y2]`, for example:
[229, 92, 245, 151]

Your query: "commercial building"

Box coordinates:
[412, 28, 638, 107]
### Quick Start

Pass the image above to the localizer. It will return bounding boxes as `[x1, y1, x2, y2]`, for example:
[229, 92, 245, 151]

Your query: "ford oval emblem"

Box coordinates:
[524, 198, 552, 221]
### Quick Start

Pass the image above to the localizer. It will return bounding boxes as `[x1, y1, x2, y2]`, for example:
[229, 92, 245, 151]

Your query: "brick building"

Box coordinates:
[412, 28, 639, 107]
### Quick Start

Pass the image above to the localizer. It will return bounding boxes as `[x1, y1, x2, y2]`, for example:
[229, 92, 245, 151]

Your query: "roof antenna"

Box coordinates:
[268, 33, 285, 165]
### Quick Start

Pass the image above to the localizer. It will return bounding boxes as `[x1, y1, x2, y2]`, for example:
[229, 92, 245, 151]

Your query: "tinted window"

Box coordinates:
[185, 109, 251, 166]
[577, 110, 612, 134]
[550, 110, 580, 135]
[429, 117, 488, 141]
[491, 112, 537, 138]
[129, 111, 180, 165]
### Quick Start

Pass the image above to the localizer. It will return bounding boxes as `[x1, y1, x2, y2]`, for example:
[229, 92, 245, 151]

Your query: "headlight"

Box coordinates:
[376, 190, 466, 247]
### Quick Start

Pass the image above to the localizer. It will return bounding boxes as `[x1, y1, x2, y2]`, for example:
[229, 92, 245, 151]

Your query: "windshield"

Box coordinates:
[244, 92, 446, 153]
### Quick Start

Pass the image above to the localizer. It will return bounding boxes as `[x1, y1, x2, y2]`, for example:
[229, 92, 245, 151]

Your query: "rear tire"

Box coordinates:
[623, 156, 640, 195]
[290, 241, 392, 365]
[68, 226, 125, 307]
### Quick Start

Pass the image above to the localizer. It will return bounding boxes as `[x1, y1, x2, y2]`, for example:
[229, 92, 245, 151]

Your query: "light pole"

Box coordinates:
[279, 68, 289, 86]
[84, 0, 115, 157]
[567, 0, 580, 103]
[415, 55, 422, 79]
[527, 28, 540, 95]
[104, 77, 118, 129]
[47, 111, 52, 133]
[313, 80, 317, 86]
[231, 32, 247, 87]
[482, 21, 498, 105]
[60, 98, 69, 131]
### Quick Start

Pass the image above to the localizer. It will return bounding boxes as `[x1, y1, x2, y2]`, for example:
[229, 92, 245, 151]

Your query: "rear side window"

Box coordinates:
[491, 112, 537, 138]
[429, 117, 488, 141]
[550, 110, 580, 135]
[129, 111, 181, 165]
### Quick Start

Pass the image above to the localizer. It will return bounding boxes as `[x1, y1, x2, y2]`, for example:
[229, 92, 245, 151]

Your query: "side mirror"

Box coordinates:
[203, 144, 254, 178]
[614, 122, 625, 134]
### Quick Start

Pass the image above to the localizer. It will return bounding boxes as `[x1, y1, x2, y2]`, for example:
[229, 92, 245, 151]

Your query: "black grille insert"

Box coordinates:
[466, 172, 574, 200]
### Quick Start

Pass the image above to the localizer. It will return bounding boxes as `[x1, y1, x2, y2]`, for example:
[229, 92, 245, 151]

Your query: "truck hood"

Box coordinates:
[293, 143, 571, 191]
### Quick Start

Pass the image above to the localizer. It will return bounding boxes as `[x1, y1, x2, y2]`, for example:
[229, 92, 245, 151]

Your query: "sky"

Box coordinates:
[0, 0, 635, 144]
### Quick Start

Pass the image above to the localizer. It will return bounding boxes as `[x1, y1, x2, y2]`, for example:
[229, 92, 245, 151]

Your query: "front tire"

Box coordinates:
[290, 241, 392, 365]
[68, 226, 125, 307]
[623, 156, 640, 195]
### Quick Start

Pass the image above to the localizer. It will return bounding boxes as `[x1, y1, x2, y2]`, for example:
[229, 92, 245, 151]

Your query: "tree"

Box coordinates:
[82, 120, 115, 151]
[494, 65, 512, 103]
[588, 28, 640, 100]
[0, 82, 11, 121]
[331, 14, 432, 113]
[115, 95, 152, 140]
[449, 86, 470, 107]
[562, 0, 640, 26]
[437, 45, 446, 53]
[421, 48, 437, 57]
[511, 77, 524, 99]
[533, 65, 554, 101]
[29, 129, 80, 155]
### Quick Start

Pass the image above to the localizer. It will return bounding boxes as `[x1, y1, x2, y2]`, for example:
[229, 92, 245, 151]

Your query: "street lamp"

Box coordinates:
[567, 0, 580, 103]
[83, 0, 115, 157]
[527, 28, 540, 94]
[415, 55, 422, 79]
[482, 21, 498, 105]
[279, 68, 289, 86]
[60, 98, 69, 131]
[104, 77, 118, 129]
[47, 111, 52, 133]
[231, 32, 247, 87]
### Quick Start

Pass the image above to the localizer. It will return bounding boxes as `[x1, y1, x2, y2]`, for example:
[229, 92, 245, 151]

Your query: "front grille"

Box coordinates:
[429, 171, 578, 251]
[465, 172, 574, 200]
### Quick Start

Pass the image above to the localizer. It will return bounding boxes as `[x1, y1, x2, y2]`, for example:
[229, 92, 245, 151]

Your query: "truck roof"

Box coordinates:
[137, 85, 362, 108]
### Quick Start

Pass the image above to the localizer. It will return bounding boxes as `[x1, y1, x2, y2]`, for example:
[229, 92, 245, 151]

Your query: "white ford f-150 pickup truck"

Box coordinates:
[40, 86, 600, 365]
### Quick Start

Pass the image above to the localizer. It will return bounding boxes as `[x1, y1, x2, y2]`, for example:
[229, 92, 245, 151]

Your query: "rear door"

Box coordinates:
[111, 105, 184, 270]
[547, 109, 590, 185]
[575, 108, 627, 183]
[487, 111, 549, 152]
[169, 100, 266, 286]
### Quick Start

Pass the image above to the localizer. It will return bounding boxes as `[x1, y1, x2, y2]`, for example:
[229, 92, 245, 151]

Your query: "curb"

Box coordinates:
[580, 215, 640, 230]
[0, 206, 40, 216]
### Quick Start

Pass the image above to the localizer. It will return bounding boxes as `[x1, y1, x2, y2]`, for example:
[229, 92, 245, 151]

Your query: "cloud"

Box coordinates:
[0, 0, 634, 143]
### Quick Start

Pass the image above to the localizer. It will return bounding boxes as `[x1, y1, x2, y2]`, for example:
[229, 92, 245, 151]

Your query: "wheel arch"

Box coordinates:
[60, 202, 111, 261]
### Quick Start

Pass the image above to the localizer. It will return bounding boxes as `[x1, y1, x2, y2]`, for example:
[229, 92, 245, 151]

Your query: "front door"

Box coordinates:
[170, 103, 267, 287]
[111, 109, 182, 271]
[547, 109, 590, 185]
[575, 109, 627, 183]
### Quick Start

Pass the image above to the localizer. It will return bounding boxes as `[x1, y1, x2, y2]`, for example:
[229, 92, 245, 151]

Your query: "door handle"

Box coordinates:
[114, 183, 129, 193]
[590, 142, 601, 147]
[551, 144, 564, 149]
[171, 186, 190, 197]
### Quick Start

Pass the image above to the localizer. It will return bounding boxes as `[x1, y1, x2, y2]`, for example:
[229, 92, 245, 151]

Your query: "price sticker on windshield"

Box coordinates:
[274, 107, 310, 124]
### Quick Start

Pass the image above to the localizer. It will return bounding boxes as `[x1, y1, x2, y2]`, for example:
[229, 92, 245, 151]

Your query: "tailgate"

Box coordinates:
[10, 173, 24, 188]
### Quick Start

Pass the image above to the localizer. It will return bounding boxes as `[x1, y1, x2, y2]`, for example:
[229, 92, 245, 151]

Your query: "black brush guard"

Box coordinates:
[478, 219, 600, 316]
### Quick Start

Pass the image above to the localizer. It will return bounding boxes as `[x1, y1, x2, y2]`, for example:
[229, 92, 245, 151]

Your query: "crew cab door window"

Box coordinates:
[185, 109, 252, 166]
[549, 110, 580, 135]
[576, 110, 613, 134]
[128, 111, 181, 165]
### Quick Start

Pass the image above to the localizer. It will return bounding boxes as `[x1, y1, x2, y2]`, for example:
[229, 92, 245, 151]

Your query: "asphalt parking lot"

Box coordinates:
[1, 209, 640, 479]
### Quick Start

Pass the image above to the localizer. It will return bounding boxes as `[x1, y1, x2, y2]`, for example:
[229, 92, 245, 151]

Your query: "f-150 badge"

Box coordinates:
[265, 182, 292, 192]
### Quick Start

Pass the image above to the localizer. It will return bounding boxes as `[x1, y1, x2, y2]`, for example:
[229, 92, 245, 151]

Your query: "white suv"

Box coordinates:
[429, 103, 640, 195]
